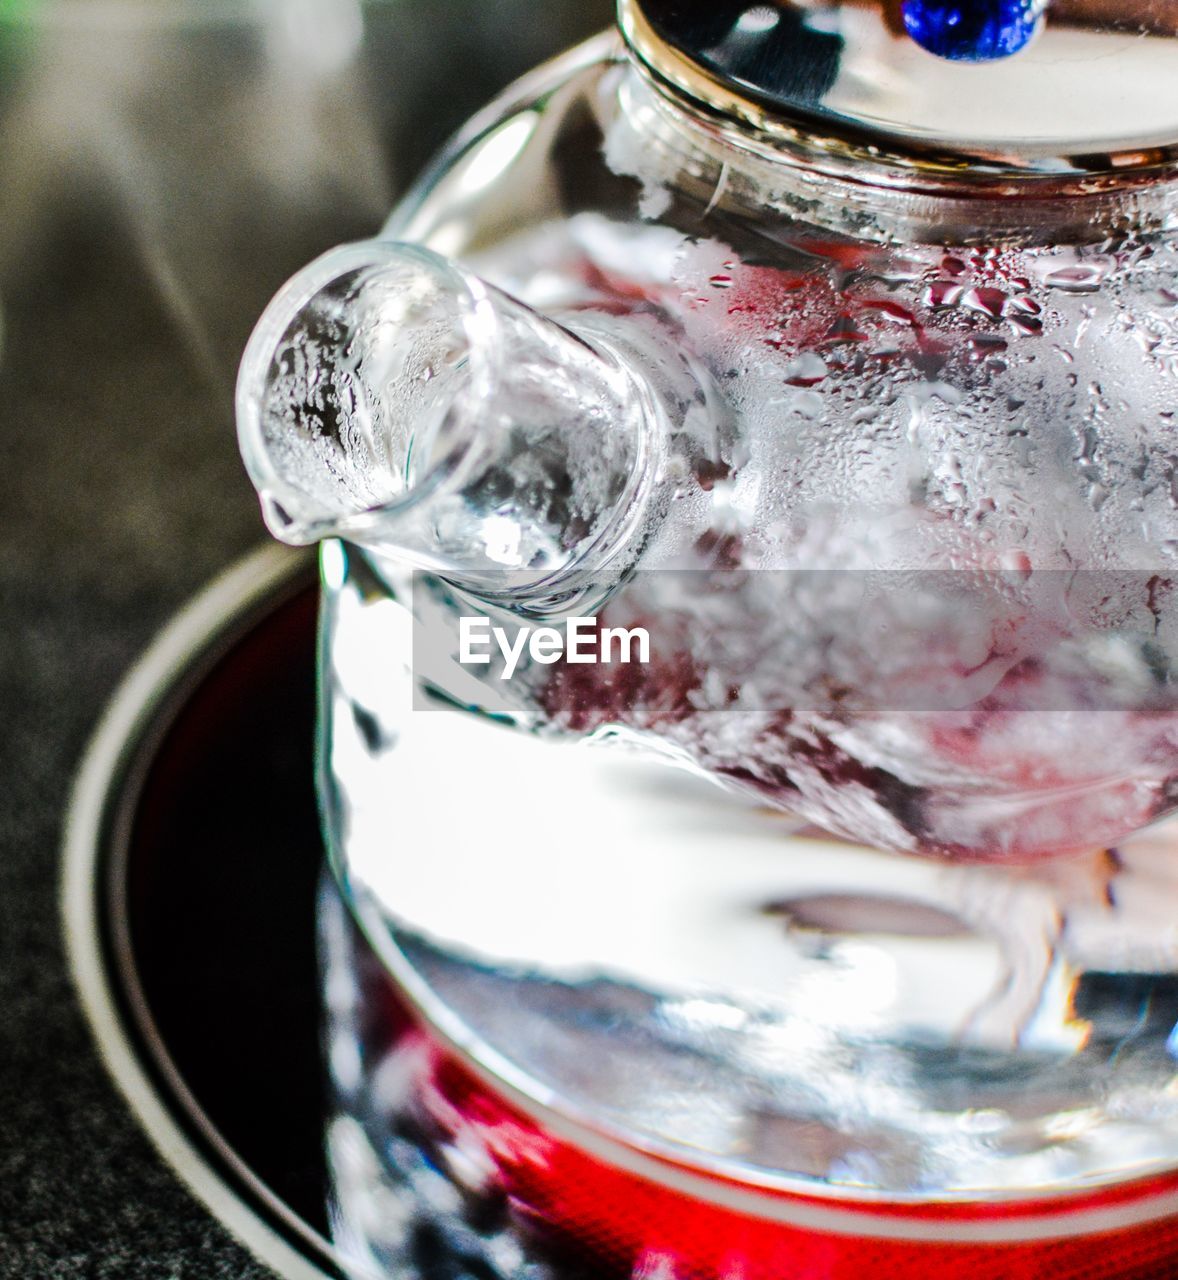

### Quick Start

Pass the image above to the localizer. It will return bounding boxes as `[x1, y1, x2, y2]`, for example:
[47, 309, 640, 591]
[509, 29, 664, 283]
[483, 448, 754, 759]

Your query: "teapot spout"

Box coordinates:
[236, 240, 661, 602]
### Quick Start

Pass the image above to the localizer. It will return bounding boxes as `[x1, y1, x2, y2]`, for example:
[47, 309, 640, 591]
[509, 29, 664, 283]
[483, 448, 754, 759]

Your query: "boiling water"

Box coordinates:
[323, 546, 1178, 1197]
[318, 217, 1178, 1246]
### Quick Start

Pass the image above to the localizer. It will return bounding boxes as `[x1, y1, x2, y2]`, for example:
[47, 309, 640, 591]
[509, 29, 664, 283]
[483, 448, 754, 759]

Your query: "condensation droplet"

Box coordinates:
[998, 549, 1032, 577]
[783, 351, 829, 387]
[962, 287, 1006, 320]
[1009, 314, 1043, 337]
[1006, 295, 1041, 317]
[923, 281, 964, 309]
[1042, 259, 1114, 293]
[862, 299, 917, 326]
[792, 390, 825, 420]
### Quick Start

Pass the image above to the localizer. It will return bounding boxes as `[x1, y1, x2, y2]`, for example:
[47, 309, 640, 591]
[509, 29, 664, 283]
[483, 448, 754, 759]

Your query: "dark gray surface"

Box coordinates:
[0, 3, 611, 1274]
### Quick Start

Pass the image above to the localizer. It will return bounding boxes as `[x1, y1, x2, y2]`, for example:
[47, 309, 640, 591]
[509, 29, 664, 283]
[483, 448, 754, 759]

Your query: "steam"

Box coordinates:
[0, 0, 394, 400]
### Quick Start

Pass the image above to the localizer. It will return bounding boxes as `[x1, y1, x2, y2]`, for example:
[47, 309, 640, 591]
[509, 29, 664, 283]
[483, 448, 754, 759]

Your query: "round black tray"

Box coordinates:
[63, 545, 343, 1280]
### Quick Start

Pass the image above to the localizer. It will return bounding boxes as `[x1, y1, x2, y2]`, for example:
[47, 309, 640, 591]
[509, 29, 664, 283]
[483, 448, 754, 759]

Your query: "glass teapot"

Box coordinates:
[236, 4, 1178, 1276]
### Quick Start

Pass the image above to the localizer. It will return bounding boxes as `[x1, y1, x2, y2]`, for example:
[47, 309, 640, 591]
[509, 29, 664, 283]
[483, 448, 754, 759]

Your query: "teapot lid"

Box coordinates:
[619, 0, 1178, 178]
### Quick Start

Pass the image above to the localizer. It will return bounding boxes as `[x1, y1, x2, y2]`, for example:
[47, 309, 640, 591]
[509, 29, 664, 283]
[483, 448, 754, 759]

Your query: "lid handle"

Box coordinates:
[901, 0, 1048, 62]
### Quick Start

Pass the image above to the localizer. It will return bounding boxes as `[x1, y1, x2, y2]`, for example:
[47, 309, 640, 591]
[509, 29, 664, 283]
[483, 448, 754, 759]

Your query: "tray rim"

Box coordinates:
[60, 542, 349, 1280]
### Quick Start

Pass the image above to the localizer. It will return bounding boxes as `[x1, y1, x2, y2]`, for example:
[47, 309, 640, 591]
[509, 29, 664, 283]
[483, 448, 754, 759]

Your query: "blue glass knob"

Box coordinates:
[901, 0, 1044, 62]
